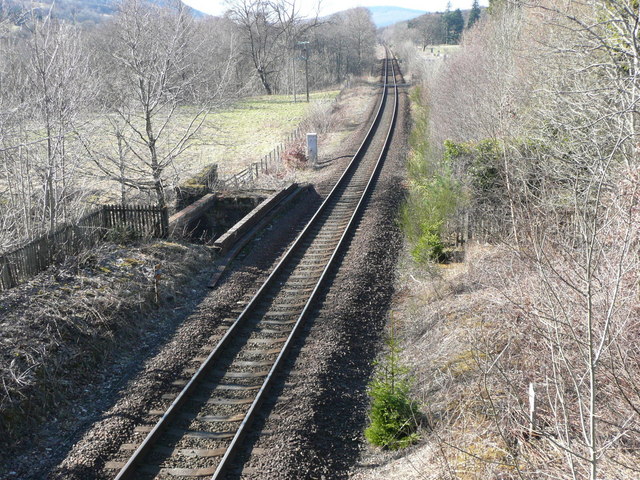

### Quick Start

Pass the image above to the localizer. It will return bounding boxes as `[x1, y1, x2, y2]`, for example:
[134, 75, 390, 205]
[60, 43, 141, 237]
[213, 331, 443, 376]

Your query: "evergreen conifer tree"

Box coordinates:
[467, 0, 481, 29]
[445, 8, 464, 43]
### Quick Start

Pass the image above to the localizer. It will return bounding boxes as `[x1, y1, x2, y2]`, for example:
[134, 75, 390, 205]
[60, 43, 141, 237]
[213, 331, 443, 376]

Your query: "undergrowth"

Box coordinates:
[0, 240, 212, 447]
[400, 87, 460, 264]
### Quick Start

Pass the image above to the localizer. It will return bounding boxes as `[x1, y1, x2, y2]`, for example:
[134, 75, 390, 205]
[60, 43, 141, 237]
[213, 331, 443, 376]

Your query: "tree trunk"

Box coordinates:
[258, 68, 272, 95]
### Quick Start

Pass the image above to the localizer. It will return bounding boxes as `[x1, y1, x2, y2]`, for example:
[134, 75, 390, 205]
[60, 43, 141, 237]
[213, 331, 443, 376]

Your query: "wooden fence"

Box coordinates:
[218, 125, 304, 190]
[0, 204, 168, 291]
[102, 204, 169, 238]
[447, 207, 514, 247]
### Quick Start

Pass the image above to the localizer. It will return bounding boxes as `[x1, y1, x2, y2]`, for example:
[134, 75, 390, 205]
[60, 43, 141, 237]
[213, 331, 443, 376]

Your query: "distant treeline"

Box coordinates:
[405, 0, 483, 47]
[0, 0, 378, 253]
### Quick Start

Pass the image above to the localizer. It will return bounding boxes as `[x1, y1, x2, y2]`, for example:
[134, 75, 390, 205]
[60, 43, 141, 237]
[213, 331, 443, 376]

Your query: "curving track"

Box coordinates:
[111, 49, 400, 480]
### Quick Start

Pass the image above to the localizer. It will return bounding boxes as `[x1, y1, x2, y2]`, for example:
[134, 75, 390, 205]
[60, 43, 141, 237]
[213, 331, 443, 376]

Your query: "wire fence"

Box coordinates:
[217, 125, 304, 190]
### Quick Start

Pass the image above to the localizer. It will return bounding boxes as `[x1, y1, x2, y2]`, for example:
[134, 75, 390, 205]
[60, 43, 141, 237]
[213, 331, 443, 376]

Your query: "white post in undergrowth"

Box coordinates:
[307, 132, 318, 168]
[529, 382, 537, 436]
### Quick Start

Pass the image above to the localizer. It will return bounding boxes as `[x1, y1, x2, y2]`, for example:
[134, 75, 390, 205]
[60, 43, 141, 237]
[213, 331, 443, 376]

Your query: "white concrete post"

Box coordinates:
[306, 132, 318, 168]
[529, 382, 537, 436]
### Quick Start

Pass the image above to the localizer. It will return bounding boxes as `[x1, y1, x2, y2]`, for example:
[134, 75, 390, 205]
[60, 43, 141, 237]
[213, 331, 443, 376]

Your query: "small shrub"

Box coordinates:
[282, 140, 308, 170]
[411, 224, 446, 263]
[365, 325, 420, 450]
[302, 99, 336, 133]
[401, 87, 461, 264]
[401, 177, 459, 264]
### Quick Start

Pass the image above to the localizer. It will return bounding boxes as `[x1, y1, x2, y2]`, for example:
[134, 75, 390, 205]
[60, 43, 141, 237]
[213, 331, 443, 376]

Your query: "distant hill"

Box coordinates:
[2, 0, 114, 25]
[366, 6, 427, 28]
[2, 1, 421, 28]
[1, 0, 201, 25]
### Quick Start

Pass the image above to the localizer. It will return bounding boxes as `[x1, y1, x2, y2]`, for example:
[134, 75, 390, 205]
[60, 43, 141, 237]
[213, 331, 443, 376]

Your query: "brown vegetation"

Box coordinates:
[0, 240, 212, 446]
[371, 1, 640, 479]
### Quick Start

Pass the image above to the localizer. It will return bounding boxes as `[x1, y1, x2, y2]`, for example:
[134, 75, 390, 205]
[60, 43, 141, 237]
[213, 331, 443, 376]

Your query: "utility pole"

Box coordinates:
[297, 40, 310, 102]
[292, 50, 297, 103]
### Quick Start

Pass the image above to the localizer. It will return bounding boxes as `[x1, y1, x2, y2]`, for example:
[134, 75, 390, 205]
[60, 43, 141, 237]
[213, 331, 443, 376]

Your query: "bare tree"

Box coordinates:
[345, 7, 376, 75]
[86, 0, 231, 208]
[226, 0, 284, 95]
[309, 8, 377, 86]
[25, 15, 93, 229]
[412, 14, 446, 50]
[0, 9, 94, 251]
[225, 0, 319, 96]
[510, 2, 640, 478]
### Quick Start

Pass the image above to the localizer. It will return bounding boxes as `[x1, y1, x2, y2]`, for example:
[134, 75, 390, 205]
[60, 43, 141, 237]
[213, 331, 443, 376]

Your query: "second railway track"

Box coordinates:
[111, 50, 401, 480]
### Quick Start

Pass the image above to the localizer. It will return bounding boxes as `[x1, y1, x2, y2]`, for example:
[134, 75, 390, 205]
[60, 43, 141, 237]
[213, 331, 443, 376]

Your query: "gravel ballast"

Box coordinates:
[1, 66, 409, 479]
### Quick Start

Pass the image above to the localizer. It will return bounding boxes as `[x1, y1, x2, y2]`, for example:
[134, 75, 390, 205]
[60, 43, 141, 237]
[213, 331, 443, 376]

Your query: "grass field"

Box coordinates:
[74, 89, 339, 202]
[175, 90, 340, 179]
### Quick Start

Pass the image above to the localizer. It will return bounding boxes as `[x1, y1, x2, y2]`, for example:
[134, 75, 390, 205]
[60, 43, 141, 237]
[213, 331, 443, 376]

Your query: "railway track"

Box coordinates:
[110, 50, 400, 480]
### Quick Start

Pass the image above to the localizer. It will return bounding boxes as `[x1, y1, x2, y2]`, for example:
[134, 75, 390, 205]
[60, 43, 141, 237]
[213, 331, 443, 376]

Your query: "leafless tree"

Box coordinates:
[84, 0, 233, 208]
[345, 7, 376, 75]
[225, 0, 318, 96]
[510, 2, 640, 478]
[226, 0, 284, 95]
[0, 9, 94, 252]
[308, 8, 377, 86]
[412, 14, 447, 50]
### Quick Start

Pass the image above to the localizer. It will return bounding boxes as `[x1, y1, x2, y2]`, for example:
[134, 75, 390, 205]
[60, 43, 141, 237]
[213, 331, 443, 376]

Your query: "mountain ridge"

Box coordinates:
[2, 1, 425, 28]
[1, 0, 203, 25]
[366, 6, 427, 28]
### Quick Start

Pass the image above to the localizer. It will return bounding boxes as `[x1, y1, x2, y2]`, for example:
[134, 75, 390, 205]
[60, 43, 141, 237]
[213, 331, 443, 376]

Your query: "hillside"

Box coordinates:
[1, 0, 201, 24]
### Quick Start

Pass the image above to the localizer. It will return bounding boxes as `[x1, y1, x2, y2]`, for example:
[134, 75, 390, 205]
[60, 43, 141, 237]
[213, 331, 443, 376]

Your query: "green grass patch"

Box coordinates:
[175, 90, 339, 177]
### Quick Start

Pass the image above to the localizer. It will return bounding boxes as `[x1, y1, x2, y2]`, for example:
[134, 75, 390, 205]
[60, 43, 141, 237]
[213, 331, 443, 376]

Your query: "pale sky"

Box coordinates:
[182, 0, 488, 18]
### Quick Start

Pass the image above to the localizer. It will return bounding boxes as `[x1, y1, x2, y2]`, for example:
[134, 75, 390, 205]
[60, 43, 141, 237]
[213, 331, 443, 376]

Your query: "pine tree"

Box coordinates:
[442, 0, 452, 43]
[467, 0, 481, 29]
[445, 8, 464, 44]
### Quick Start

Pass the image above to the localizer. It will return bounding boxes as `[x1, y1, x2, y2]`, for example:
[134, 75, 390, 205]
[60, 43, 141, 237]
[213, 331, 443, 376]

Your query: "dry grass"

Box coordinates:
[352, 242, 640, 480]
[176, 90, 340, 178]
[0, 239, 213, 444]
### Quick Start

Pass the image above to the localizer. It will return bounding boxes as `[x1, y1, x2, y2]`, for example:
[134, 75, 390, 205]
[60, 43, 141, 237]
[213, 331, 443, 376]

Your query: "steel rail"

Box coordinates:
[210, 51, 398, 480]
[114, 49, 398, 480]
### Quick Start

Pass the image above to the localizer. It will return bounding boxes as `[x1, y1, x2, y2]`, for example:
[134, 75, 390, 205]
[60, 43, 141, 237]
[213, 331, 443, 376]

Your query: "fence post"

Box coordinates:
[465, 209, 471, 242]
[0, 255, 15, 290]
[306, 132, 318, 167]
[161, 206, 169, 238]
[101, 205, 107, 229]
[529, 383, 537, 436]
